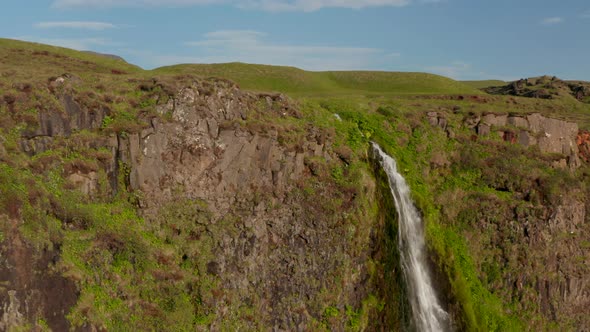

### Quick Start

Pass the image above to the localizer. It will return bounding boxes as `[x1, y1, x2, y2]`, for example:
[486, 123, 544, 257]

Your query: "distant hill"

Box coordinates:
[153, 62, 482, 97]
[0, 38, 142, 77]
[82, 50, 127, 63]
[0, 38, 483, 98]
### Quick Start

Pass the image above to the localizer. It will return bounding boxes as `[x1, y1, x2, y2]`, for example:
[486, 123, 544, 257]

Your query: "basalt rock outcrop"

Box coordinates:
[426, 108, 590, 329]
[484, 76, 590, 103]
[0, 228, 79, 331]
[427, 110, 583, 169]
[1, 77, 383, 331]
[116, 81, 369, 329]
[473, 112, 580, 169]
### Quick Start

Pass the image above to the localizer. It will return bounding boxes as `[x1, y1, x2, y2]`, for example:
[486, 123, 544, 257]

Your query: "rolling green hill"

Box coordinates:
[154, 62, 483, 96]
[0, 38, 483, 99]
[0, 38, 141, 77]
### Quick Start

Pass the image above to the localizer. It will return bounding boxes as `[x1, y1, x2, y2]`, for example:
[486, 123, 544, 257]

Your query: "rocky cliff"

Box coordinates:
[426, 108, 590, 330]
[0, 72, 391, 331]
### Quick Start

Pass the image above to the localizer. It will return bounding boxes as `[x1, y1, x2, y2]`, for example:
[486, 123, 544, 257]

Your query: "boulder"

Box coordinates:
[508, 116, 529, 128]
[481, 113, 507, 127]
[477, 123, 491, 136]
[426, 111, 447, 130]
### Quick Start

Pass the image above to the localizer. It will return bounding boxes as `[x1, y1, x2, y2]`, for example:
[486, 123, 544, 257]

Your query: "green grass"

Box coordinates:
[0, 38, 482, 99]
[0, 38, 140, 73]
[153, 62, 483, 97]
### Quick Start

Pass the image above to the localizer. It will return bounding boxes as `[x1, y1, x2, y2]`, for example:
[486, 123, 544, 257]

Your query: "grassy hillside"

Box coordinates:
[154, 62, 482, 97]
[0, 38, 141, 77]
[0, 37, 483, 99]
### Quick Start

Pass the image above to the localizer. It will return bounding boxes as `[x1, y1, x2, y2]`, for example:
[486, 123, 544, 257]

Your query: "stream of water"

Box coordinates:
[372, 142, 451, 332]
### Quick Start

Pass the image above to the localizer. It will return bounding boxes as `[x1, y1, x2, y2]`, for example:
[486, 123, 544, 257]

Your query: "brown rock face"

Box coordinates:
[481, 113, 507, 127]
[21, 94, 109, 140]
[1, 78, 382, 331]
[472, 113, 581, 168]
[526, 193, 590, 327]
[577, 130, 590, 162]
[0, 218, 79, 331]
[117, 81, 373, 330]
[121, 81, 323, 216]
[526, 113, 578, 155]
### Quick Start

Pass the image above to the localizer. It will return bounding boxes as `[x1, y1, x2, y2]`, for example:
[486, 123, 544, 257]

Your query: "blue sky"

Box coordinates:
[2, 0, 589, 80]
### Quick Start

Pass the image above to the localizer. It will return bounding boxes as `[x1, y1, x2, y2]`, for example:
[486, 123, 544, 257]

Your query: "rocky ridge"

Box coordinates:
[483, 76, 590, 103]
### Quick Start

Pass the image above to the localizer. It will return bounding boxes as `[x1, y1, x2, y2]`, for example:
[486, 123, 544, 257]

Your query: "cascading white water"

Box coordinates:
[372, 142, 451, 332]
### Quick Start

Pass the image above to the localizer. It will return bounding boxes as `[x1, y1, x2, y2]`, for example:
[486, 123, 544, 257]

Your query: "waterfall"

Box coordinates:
[372, 143, 451, 332]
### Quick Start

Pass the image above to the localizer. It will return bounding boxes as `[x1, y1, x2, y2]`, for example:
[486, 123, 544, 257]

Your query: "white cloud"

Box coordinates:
[35, 21, 117, 30]
[53, 0, 411, 11]
[52, 0, 221, 7]
[426, 61, 472, 79]
[541, 17, 563, 25]
[240, 0, 410, 12]
[424, 61, 517, 81]
[133, 29, 399, 70]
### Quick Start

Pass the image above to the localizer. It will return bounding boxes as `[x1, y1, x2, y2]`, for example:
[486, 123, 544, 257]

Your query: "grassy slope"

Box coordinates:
[0, 38, 141, 77]
[153, 62, 482, 97]
[0, 37, 482, 98]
